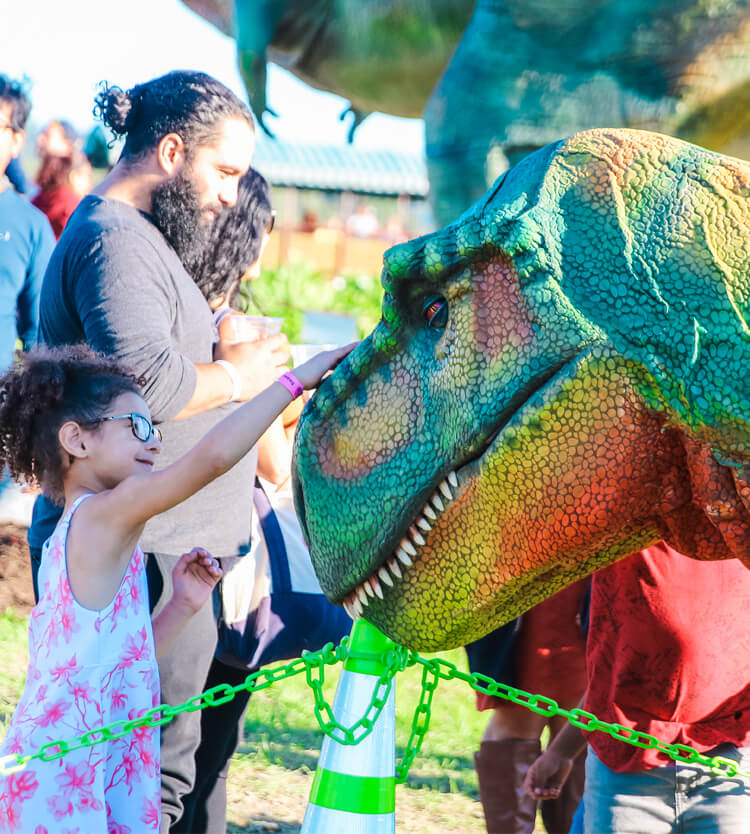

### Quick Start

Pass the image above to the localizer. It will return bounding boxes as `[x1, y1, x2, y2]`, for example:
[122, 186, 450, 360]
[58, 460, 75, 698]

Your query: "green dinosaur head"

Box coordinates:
[292, 128, 750, 651]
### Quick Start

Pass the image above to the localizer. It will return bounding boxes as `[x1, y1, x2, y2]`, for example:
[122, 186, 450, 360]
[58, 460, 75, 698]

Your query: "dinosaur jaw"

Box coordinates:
[336, 355, 575, 624]
[340, 469, 461, 618]
[336, 434, 508, 647]
[330, 349, 669, 650]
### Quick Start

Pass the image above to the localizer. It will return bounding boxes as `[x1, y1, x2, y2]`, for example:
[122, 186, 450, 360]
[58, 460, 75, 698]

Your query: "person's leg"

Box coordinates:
[583, 748, 676, 834]
[475, 704, 546, 834]
[679, 744, 750, 833]
[174, 658, 253, 834]
[146, 552, 219, 834]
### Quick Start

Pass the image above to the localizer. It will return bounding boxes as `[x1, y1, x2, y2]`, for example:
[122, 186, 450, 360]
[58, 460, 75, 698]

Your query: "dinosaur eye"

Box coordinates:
[423, 296, 448, 329]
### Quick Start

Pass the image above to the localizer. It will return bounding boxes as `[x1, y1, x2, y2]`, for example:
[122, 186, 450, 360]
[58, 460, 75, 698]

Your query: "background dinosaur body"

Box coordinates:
[184, 0, 750, 224]
[292, 128, 750, 651]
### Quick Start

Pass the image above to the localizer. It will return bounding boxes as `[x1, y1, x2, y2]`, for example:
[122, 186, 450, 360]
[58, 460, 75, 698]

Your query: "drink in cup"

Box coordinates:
[229, 315, 284, 342]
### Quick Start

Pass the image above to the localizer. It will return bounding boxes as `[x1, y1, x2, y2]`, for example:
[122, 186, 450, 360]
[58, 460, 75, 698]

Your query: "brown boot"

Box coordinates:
[474, 738, 541, 834]
[540, 747, 585, 833]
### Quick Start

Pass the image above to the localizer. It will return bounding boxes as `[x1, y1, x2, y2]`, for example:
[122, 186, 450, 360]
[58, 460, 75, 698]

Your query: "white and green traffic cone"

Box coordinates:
[301, 618, 397, 833]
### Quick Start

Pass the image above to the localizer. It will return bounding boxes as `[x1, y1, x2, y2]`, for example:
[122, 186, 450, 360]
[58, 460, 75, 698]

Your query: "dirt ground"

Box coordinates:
[0, 523, 35, 614]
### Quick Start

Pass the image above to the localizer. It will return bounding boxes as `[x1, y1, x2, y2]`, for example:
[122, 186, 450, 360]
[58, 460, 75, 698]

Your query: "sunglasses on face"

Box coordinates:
[267, 210, 276, 234]
[93, 413, 162, 443]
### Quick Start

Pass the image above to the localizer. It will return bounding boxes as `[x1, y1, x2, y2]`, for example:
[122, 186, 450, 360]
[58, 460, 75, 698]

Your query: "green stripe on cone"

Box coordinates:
[309, 768, 396, 814]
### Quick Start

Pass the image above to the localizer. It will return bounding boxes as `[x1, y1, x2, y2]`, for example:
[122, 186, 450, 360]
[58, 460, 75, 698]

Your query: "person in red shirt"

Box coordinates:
[525, 541, 750, 833]
[31, 150, 90, 238]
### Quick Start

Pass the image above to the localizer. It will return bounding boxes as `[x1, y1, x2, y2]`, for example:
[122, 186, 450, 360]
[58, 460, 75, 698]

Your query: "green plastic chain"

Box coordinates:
[2, 636, 749, 785]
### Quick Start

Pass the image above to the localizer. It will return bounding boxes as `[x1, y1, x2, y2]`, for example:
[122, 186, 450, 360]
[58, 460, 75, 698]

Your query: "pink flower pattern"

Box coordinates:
[0, 495, 160, 832]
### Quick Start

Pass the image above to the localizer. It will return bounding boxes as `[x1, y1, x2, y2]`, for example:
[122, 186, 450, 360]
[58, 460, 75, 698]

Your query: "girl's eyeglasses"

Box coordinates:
[90, 413, 162, 443]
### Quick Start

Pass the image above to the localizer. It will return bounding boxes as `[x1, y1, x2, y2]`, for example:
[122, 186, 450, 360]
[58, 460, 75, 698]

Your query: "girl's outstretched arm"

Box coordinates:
[95, 343, 357, 537]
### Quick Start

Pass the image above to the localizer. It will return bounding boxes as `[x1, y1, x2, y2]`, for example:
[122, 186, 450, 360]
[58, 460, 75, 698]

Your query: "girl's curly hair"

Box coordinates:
[0, 345, 144, 504]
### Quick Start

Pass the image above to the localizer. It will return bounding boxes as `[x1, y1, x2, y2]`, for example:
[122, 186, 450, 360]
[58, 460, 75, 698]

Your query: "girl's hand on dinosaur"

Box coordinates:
[291, 342, 359, 390]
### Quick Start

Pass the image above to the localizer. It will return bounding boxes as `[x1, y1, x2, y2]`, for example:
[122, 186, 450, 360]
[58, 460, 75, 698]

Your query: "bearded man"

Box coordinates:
[28, 70, 289, 833]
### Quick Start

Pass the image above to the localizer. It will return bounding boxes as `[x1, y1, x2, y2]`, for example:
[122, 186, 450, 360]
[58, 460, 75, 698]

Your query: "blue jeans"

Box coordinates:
[584, 745, 750, 833]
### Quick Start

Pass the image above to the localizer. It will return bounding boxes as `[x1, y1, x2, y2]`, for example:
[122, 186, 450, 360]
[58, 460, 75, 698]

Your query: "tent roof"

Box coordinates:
[253, 136, 429, 197]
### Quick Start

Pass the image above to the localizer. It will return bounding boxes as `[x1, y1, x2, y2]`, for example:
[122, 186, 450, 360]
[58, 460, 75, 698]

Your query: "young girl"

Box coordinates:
[0, 342, 351, 832]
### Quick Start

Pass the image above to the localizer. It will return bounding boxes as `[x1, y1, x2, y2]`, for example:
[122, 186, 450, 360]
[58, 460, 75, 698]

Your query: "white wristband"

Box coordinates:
[214, 359, 242, 402]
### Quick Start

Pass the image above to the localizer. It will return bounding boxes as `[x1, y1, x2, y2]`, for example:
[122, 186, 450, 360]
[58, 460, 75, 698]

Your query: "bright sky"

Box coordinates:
[1, 0, 425, 154]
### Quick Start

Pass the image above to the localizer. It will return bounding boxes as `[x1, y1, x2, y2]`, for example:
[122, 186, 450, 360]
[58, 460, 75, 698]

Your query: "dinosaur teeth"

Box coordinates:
[343, 470, 463, 613]
[399, 538, 417, 557]
[379, 566, 394, 586]
[396, 546, 413, 567]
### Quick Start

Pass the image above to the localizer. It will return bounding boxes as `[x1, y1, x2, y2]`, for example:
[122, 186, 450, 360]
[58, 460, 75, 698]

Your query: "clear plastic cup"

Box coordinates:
[230, 315, 284, 342]
[290, 343, 336, 366]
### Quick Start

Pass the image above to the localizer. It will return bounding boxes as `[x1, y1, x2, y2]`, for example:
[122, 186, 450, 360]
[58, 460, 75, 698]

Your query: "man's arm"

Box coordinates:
[72, 233, 201, 421]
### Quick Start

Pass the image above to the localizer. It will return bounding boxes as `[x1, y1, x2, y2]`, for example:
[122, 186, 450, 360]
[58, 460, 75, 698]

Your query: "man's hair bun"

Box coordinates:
[93, 83, 137, 136]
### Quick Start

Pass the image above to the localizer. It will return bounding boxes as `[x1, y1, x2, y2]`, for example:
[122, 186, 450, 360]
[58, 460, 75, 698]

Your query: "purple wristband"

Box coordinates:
[276, 370, 304, 399]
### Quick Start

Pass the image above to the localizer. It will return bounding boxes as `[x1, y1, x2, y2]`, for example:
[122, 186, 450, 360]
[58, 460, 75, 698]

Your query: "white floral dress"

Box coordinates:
[0, 494, 161, 833]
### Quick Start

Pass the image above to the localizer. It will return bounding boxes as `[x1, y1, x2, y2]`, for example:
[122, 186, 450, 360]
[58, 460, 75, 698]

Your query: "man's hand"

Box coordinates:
[171, 547, 223, 614]
[523, 748, 574, 800]
[214, 332, 290, 400]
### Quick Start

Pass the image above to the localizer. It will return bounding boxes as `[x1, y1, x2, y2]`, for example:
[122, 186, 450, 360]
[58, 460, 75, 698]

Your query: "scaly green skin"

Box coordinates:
[292, 128, 750, 652]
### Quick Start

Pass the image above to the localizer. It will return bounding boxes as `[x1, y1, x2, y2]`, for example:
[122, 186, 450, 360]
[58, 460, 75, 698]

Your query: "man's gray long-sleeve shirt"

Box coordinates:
[28, 195, 257, 556]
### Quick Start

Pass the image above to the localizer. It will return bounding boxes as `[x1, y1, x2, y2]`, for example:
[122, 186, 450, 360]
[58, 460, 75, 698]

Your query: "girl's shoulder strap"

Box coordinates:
[62, 492, 96, 524]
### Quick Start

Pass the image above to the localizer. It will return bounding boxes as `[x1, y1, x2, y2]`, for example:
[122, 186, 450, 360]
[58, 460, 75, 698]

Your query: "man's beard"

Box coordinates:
[150, 169, 221, 273]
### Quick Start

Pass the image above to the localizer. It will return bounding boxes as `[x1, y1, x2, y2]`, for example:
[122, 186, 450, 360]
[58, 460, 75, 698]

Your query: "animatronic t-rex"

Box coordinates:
[292, 128, 750, 652]
[182, 0, 750, 223]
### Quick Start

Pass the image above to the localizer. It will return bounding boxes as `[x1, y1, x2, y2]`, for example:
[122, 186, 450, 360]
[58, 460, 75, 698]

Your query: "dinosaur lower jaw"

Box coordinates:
[341, 469, 460, 619]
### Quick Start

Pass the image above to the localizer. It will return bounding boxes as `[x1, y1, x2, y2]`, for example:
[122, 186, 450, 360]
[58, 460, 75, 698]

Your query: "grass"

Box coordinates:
[0, 608, 500, 832]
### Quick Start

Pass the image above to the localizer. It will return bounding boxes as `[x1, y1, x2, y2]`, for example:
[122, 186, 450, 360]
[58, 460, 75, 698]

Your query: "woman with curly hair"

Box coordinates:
[0, 341, 352, 832]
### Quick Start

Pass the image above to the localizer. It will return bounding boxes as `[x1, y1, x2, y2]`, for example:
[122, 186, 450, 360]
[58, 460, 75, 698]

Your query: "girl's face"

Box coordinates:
[81, 392, 162, 489]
